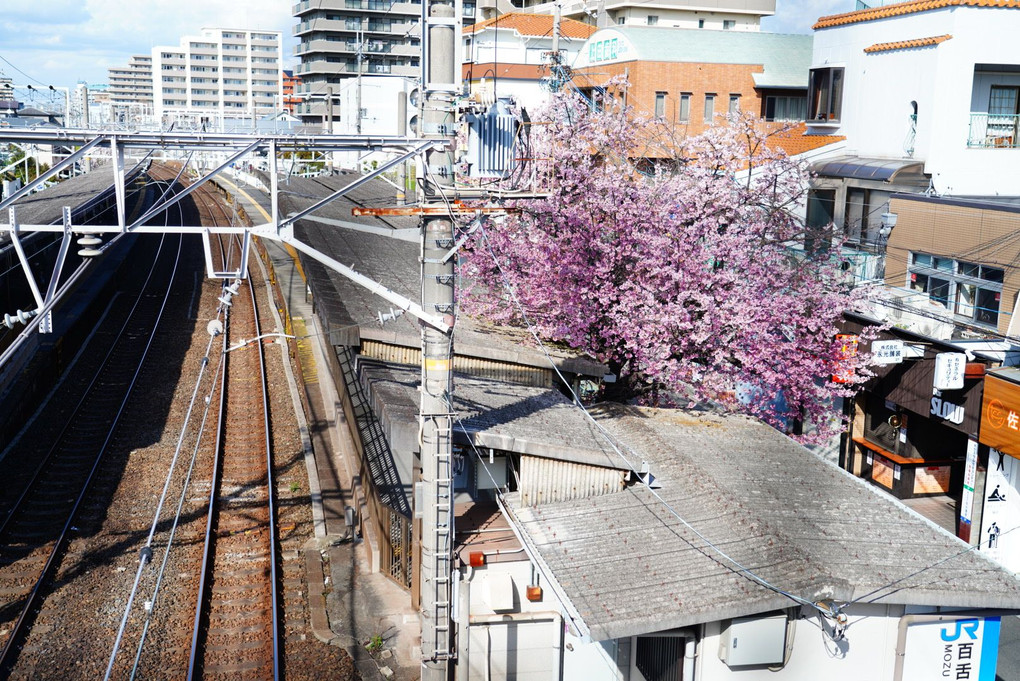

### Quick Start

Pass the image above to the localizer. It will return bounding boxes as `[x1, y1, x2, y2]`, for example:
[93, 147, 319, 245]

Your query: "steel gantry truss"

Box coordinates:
[0, 128, 451, 334]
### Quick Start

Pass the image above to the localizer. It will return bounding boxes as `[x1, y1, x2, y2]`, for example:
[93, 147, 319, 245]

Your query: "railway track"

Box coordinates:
[186, 190, 281, 679]
[0, 165, 355, 679]
[0, 225, 184, 674]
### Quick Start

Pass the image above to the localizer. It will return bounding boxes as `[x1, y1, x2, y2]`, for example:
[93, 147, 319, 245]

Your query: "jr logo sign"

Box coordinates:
[902, 617, 1000, 681]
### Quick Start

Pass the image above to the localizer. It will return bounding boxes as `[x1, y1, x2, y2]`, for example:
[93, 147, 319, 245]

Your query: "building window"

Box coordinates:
[909, 253, 1003, 327]
[647, 15, 658, 25]
[679, 93, 691, 123]
[698, 19, 704, 28]
[618, 17, 626, 25]
[723, 19, 735, 29]
[987, 85, 1020, 144]
[765, 95, 807, 121]
[654, 92, 666, 118]
[704, 93, 715, 123]
[808, 67, 844, 122]
[729, 94, 740, 115]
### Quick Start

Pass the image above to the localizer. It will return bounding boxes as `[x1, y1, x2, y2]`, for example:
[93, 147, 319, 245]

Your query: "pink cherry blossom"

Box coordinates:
[461, 90, 875, 443]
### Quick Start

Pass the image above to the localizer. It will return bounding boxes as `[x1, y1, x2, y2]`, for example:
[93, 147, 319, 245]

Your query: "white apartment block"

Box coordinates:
[108, 55, 154, 117]
[516, 0, 775, 31]
[151, 28, 284, 131]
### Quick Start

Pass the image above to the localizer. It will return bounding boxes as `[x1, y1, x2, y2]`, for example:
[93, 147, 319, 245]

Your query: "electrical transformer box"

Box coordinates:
[718, 615, 787, 667]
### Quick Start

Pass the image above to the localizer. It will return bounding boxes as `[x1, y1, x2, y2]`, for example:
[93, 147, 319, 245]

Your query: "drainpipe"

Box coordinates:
[684, 635, 697, 680]
[456, 570, 471, 681]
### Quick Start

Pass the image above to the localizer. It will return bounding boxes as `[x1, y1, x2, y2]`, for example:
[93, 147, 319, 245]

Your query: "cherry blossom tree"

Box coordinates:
[461, 90, 873, 441]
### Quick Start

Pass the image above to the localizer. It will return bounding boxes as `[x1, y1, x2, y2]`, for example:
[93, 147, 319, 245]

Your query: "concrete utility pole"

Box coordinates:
[356, 31, 364, 135]
[419, 0, 458, 678]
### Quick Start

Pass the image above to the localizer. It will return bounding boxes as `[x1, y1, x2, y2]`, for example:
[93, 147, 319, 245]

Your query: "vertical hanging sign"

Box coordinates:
[832, 334, 858, 384]
[960, 439, 978, 542]
[934, 352, 966, 390]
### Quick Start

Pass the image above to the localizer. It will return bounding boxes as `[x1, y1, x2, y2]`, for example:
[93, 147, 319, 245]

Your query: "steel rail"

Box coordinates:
[187, 224, 278, 678]
[0, 232, 185, 673]
[244, 232, 282, 681]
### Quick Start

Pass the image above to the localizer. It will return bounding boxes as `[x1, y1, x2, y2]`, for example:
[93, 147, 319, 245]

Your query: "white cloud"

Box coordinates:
[0, 0, 295, 86]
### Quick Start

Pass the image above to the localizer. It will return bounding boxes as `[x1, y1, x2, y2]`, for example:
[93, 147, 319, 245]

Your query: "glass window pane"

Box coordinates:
[981, 265, 1004, 283]
[679, 94, 690, 122]
[704, 94, 715, 123]
[956, 283, 976, 318]
[913, 253, 932, 267]
[911, 272, 929, 293]
[958, 261, 979, 277]
[930, 277, 951, 305]
[977, 288, 1000, 326]
[933, 257, 953, 272]
[830, 69, 843, 120]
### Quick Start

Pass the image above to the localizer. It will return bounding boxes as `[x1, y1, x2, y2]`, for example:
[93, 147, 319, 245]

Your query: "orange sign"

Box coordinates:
[833, 334, 859, 384]
[980, 373, 1020, 457]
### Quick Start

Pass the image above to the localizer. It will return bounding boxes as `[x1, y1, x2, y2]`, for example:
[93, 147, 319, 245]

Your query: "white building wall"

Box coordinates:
[697, 604, 901, 681]
[809, 7, 1020, 195]
[459, 560, 565, 681]
[329, 75, 417, 168]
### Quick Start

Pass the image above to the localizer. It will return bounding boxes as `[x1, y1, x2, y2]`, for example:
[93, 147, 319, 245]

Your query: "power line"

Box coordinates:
[0, 54, 47, 86]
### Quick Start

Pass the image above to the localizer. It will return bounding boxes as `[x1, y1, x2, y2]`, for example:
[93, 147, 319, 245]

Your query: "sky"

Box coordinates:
[0, 0, 851, 96]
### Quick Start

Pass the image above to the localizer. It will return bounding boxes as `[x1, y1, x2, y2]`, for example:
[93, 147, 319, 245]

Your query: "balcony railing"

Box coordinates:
[968, 113, 1020, 148]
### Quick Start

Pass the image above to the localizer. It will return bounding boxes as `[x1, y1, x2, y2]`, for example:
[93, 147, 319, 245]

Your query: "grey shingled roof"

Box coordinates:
[579, 27, 812, 89]
[8, 165, 120, 226]
[359, 359, 621, 469]
[278, 173, 605, 375]
[506, 405, 1020, 641]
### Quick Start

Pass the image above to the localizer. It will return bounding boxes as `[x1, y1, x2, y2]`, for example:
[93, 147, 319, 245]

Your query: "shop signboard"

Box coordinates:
[882, 358, 982, 438]
[934, 352, 966, 390]
[871, 339, 904, 365]
[980, 448, 1020, 571]
[901, 616, 1001, 681]
[981, 372, 1020, 458]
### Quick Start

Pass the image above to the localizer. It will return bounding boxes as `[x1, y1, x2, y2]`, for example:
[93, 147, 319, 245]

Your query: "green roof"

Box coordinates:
[574, 27, 813, 89]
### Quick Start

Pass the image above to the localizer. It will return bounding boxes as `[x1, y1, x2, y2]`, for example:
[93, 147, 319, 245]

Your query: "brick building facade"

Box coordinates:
[571, 26, 812, 136]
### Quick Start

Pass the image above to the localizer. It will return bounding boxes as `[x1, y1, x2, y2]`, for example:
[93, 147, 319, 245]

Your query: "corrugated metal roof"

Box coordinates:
[578, 27, 812, 89]
[811, 155, 928, 183]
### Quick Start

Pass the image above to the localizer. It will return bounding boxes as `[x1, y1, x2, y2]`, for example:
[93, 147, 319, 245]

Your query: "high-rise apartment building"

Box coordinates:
[292, 0, 421, 123]
[151, 28, 284, 130]
[107, 55, 154, 117]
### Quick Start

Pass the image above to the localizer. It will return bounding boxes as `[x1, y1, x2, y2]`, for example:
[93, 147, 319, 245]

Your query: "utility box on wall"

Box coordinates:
[718, 615, 787, 667]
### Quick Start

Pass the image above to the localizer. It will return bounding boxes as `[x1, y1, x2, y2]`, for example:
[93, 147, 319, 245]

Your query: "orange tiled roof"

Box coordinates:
[463, 12, 597, 40]
[864, 34, 953, 52]
[766, 123, 846, 156]
[814, 0, 1020, 29]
